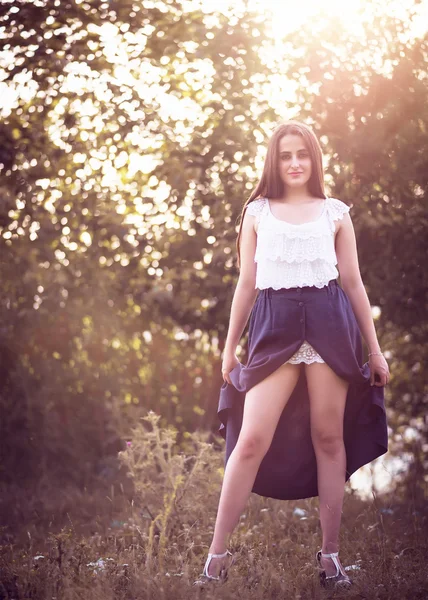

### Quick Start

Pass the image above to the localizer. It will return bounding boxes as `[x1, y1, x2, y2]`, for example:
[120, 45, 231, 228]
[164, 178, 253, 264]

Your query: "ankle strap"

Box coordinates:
[321, 551, 339, 558]
[208, 549, 230, 558]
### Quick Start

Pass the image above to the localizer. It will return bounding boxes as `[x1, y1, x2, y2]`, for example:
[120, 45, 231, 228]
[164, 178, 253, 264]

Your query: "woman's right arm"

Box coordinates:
[222, 210, 258, 382]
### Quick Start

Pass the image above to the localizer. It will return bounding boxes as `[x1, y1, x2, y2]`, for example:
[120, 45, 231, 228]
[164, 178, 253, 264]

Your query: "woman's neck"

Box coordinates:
[279, 186, 313, 204]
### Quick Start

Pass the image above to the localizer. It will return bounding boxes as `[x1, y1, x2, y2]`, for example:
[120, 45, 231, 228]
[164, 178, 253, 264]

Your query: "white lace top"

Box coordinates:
[246, 196, 350, 290]
[245, 196, 350, 364]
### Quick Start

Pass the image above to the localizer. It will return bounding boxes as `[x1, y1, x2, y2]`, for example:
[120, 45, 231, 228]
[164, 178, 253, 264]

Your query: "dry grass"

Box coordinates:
[1, 411, 427, 600]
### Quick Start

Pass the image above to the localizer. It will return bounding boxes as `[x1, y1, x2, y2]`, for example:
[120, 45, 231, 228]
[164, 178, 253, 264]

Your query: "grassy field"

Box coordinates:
[1, 413, 427, 599]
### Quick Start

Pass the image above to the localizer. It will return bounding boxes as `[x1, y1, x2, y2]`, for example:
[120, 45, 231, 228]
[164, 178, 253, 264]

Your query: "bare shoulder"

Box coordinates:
[239, 202, 259, 285]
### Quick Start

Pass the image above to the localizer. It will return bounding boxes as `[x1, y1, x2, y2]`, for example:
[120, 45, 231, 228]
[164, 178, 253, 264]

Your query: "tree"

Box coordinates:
[277, 1, 428, 499]
[0, 0, 275, 484]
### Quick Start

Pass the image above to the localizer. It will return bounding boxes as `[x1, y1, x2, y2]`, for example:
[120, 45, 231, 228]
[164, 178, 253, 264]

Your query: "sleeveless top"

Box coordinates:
[245, 196, 350, 364]
[245, 196, 350, 290]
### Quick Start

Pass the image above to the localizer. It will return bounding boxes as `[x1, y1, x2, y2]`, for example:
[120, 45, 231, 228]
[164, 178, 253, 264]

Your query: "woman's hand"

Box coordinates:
[369, 354, 390, 386]
[221, 352, 241, 385]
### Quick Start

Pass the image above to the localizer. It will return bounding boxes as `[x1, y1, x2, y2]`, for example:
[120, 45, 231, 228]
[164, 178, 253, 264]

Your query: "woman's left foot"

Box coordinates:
[316, 550, 352, 588]
[193, 549, 234, 586]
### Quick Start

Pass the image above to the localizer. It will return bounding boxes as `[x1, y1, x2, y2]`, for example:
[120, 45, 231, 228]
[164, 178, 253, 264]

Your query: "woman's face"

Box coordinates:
[278, 134, 312, 190]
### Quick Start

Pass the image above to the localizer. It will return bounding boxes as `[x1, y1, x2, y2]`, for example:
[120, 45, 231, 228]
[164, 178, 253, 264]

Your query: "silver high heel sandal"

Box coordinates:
[193, 549, 234, 585]
[316, 550, 352, 588]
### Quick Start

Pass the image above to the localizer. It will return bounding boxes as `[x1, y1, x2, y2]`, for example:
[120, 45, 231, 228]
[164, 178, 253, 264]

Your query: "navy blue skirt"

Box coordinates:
[217, 279, 388, 501]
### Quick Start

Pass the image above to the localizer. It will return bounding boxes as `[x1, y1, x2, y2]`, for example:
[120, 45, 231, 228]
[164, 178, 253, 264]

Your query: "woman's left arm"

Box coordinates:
[335, 213, 390, 386]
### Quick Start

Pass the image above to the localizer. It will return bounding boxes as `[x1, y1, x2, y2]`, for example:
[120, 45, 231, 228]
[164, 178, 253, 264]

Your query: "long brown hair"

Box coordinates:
[235, 120, 326, 269]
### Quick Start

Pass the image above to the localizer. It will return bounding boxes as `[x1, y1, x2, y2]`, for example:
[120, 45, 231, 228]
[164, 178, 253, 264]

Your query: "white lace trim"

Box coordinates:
[256, 259, 339, 289]
[246, 197, 266, 224]
[287, 340, 325, 364]
[325, 197, 351, 232]
[246, 197, 349, 234]
[245, 197, 349, 290]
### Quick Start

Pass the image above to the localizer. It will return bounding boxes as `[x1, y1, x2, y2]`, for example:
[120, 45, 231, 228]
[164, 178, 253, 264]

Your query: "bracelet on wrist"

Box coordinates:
[368, 351, 383, 357]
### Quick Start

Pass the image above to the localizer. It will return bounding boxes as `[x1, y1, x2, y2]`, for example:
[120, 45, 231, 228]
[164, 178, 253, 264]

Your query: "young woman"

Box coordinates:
[194, 120, 389, 589]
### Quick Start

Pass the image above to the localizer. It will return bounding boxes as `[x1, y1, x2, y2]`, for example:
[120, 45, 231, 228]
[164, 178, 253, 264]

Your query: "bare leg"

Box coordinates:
[305, 362, 349, 577]
[206, 363, 300, 576]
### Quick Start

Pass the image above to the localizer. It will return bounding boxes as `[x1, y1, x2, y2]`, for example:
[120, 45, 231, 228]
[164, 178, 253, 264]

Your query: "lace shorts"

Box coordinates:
[287, 340, 325, 364]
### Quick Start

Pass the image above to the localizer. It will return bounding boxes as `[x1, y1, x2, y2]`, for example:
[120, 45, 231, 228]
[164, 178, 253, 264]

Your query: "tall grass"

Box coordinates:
[0, 410, 427, 599]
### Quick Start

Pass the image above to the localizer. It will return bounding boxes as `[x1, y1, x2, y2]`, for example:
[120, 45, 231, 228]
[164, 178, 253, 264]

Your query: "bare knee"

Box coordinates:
[236, 432, 269, 461]
[311, 429, 344, 456]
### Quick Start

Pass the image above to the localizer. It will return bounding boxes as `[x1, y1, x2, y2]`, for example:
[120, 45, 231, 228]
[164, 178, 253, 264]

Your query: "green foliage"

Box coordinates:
[277, 1, 428, 497]
[118, 411, 223, 572]
[0, 0, 427, 503]
[0, 0, 273, 486]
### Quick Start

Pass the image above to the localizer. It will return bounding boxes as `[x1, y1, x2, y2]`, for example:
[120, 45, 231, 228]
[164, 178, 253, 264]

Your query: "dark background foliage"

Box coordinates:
[0, 0, 427, 531]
